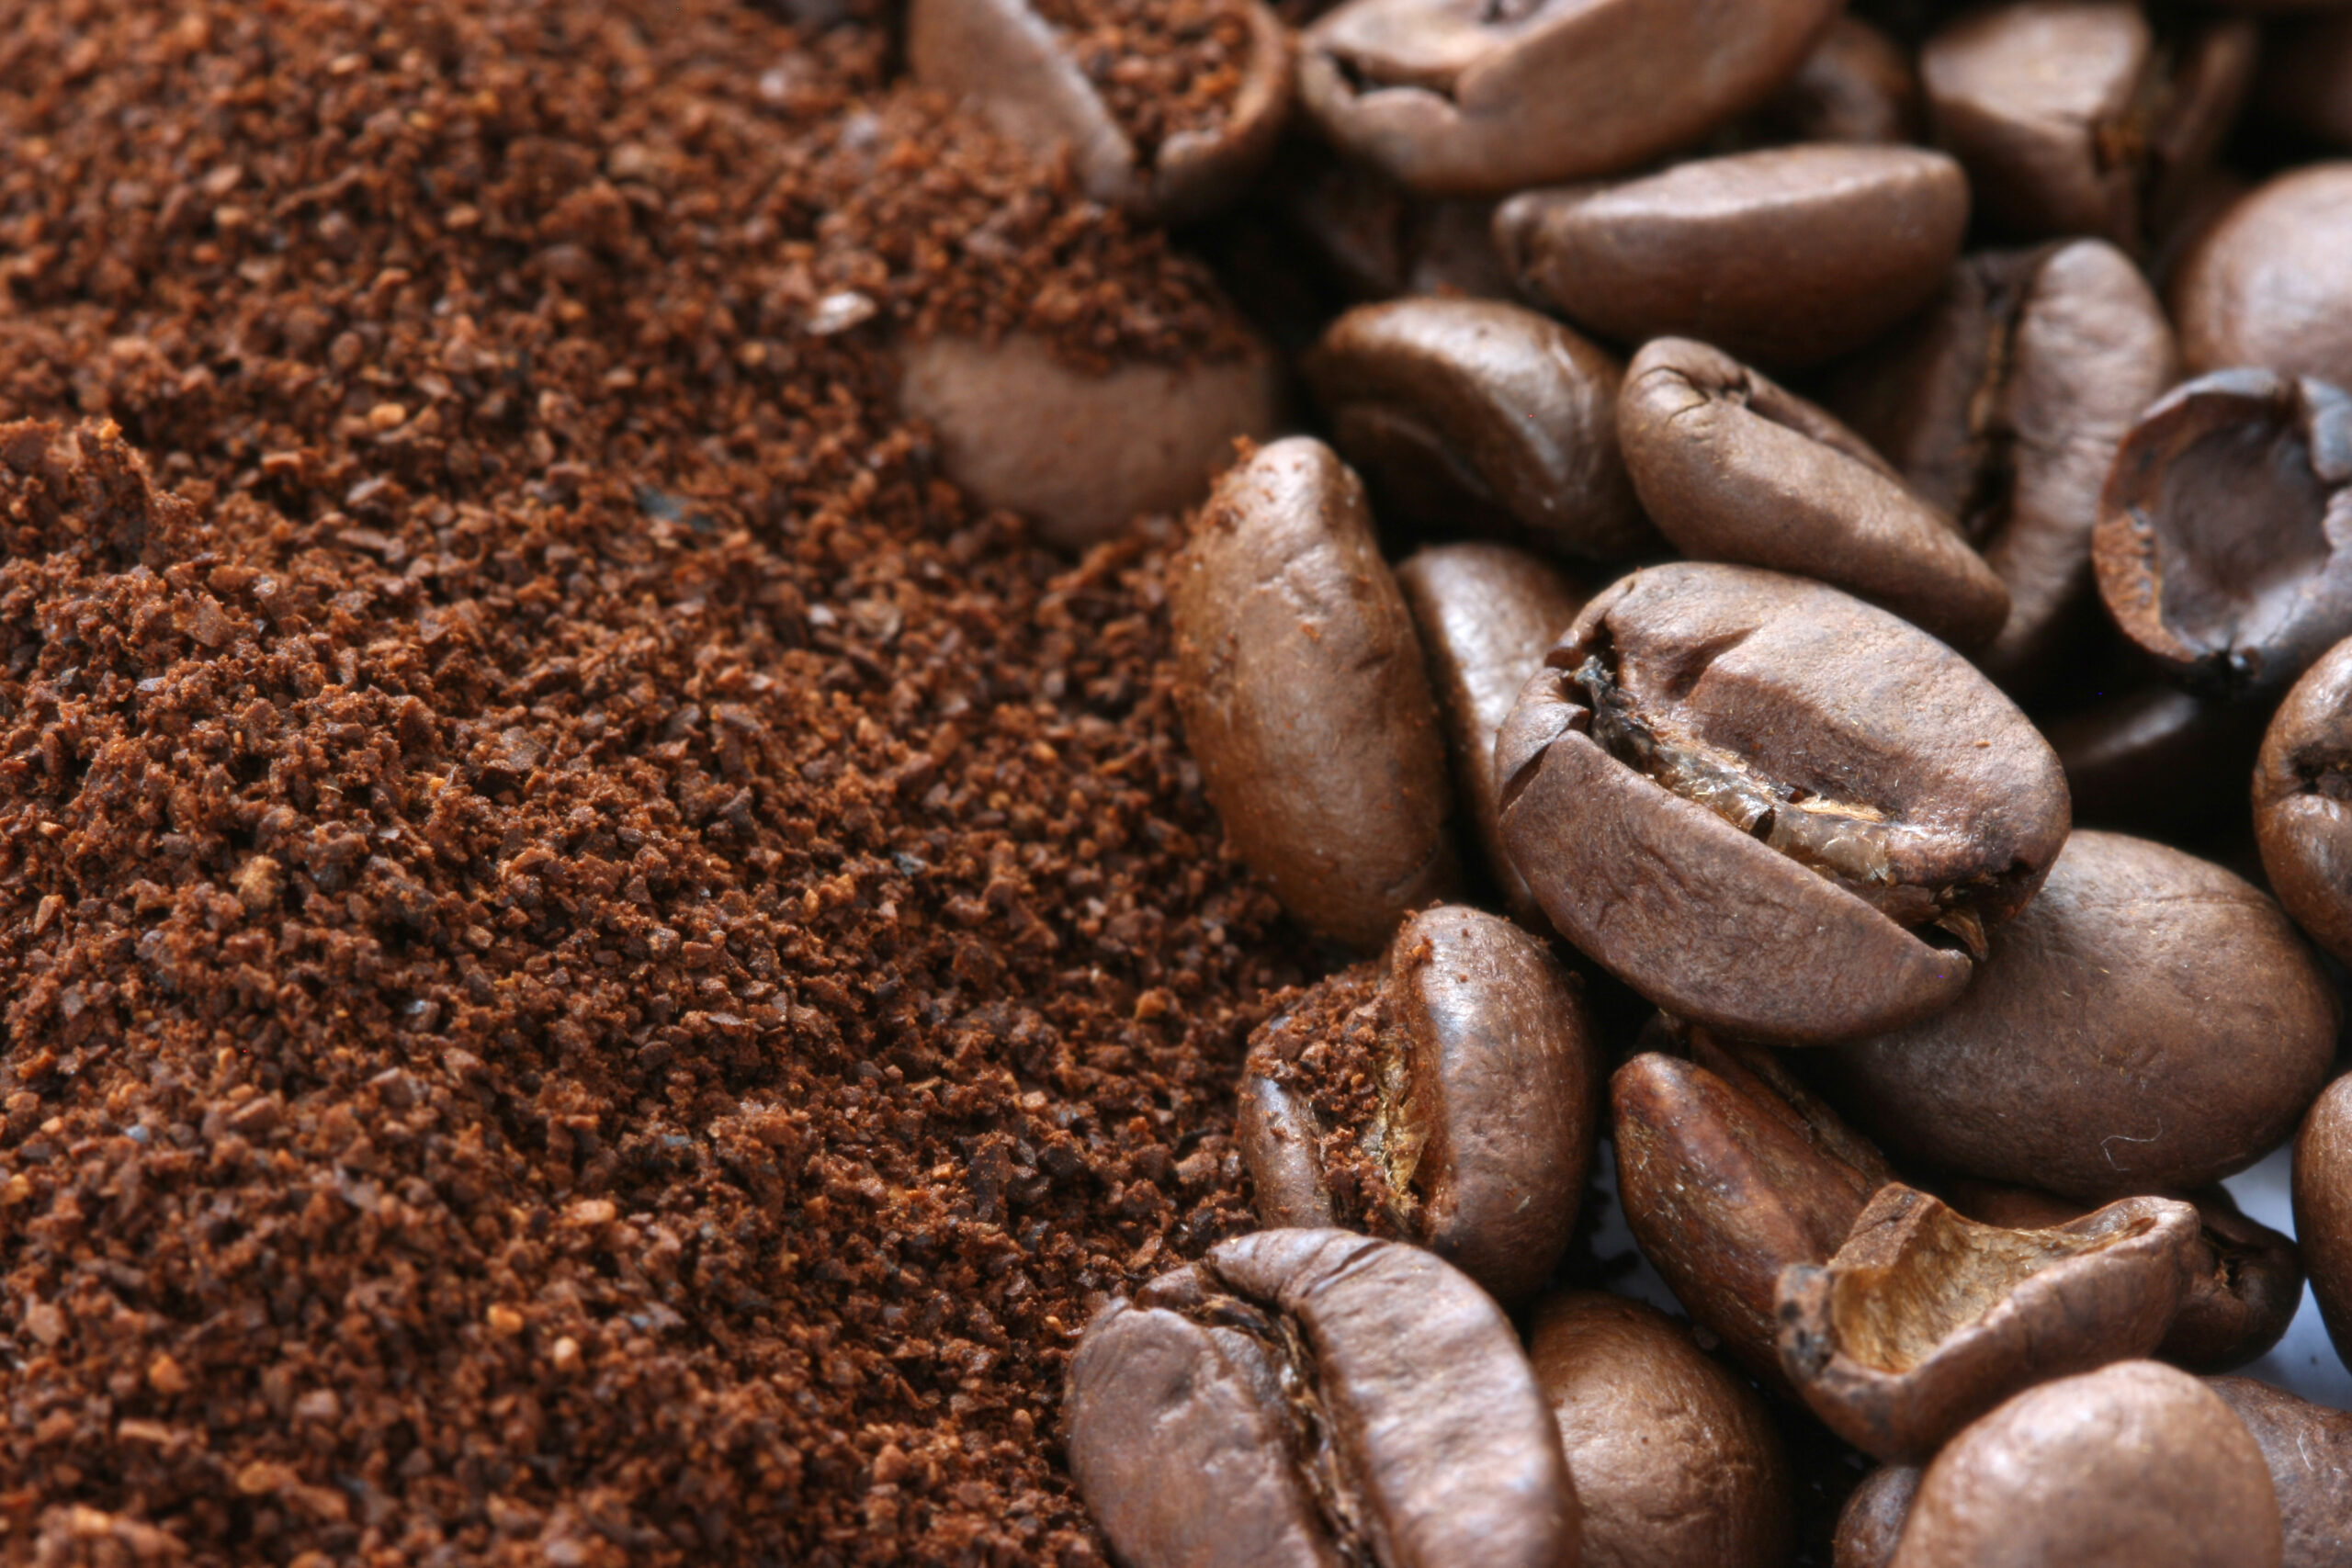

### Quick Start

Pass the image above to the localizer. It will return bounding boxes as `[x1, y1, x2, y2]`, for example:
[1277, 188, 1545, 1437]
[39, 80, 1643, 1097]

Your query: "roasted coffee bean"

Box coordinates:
[2174, 164, 2352, 389]
[1287, 153, 1516, 303]
[1887, 1360, 2280, 1568]
[1495, 564, 2068, 1043]
[899, 329, 1281, 550]
[2091, 368, 2352, 697]
[1171, 437, 1462, 950]
[1530, 1290, 1793, 1568]
[907, 0, 1292, 221]
[1745, 14, 1921, 146]
[2295, 1074, 2352, 1371]
[1815, 830, 2339, 1201]
[2207, 1377, 2352, 1568]
[2257, 636, 2352, 966]
[1776, 1183, 2200, 1461]
[1238, 905, 1598, 1307]
[2263, 14, 2352, 152]
[1834, 1466, 1920, 1568]
[1920, 1, 2257, 247]
[1066, 1229, 1579, 1568]
[1494, 145, 1967, 368]
[1296, 0, 1841, 197]
[1617, 338, 2007, 649]
[1396, 544, 1588, 918]
[1305, 299, 1652, 560]
[1826, 240, 2177, 691]
[2047, 682, 2267, 837]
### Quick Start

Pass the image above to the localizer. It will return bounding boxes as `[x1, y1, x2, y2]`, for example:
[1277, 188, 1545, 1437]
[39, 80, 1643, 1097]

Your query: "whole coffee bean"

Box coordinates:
[1834, 1465, 1920, 1568]
[2294, 1074, 2352, 1371]
[1066, 1229, 1579, 1568]
[907, 0, 1292, 221]
[2207, 1377, 2352, 1568]
[1888, 1360, 2280, 1568]
[899, 330, 1281, 551]
[1171, 437, 1462, 951]
[2174, 164, 2352, 389]
[2047, 682, 2267, 837]
[1746, 14, 1922, 146]
[1496, 564, 2069, 1043]
[1530, 1289, 1793, 1568]
[1296, 0, 1841, 197]
[2091, 368, 2352, 697]
[1396, 544, 1588, 919]
[1814, 830, 2339, 1201]
[1305, 299, 1652, 560]
[1921, 1, 2257, 246]
[1237, 904, 1599, 1307]
[2257, 635, 2352, 966]
[1494, 145, 1968, 368]
[1826, 240, 2177, 692]
[2264, 14, 2352, 152]
[1776, 1183, 2200, 1461]
[1617, 337, 2007, 649]
[1287, 154, 1516, 303]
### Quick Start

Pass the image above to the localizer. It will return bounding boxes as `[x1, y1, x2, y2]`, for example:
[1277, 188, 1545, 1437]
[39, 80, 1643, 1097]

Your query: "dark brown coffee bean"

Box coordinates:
[1889, 1361, 2280, 1568]
[2175, 165, 2352, 389]
[2264, 14, 2352, 152]
[1396, 544, 1588, 918]
[1496, 564, 2069, 1043]
[2092, 368, 2352, 697]
[1288, 155, 1517, 303]
[1826, 240, 2178, 691]
[1067, 1229, 1579, 1568]
[2048, 682, 2267, 837]
[1305, 299, 1653, 560]
[1296, 0, 1841, 197]
[907, 0, 1292, 221]
[1815, 830, 2339, 1201]
[2295, 1074, 2352, 1373]
[1171, 437, 1462, 950]
[1237, 904, 1599, 1306]
[1776, 1183, 2200, 1461]
[1746, 14, 1922, 146]
[2207, 1377, 2352, 1568]
[1494, 145, 1968, 368]
[1530, 1289, 1793, 1568]
[1834, 1465, 1920, 1568]
[2258, 636, 2352, 966]
[1617, 338, 2007, 649]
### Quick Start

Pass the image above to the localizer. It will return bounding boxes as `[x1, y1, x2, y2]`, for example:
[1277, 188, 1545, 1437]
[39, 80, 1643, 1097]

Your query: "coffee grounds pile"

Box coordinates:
[0, 3, 1316, 1564]
[1025, 0, 1257, 164]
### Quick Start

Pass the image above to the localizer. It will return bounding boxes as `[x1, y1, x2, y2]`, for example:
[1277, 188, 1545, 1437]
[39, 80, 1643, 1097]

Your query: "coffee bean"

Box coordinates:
[2206, 1377, 2352, 1568]
[2294, 1074, 2352, 1374]
[1066, 1229, 1579, 1568]
[1814, 830, 2338, 1201]
[1834, 1465, 1920, 1568]
[2091, 368, 2352, 697]
[1887, 1361, 2279, 1568]
[1284, 150, 1516, 302]
[1617, 337, 2007, 649]
[1296, 0, 1841, 197]
[2257, 635, 2352, 966]
[1530, 1289, 1793, 1568]
[1745, 14, 1921, 146]
[1776, 1183, 2200, 1462]
[1305, 299, 1653, 560]
[1171, 437, 1461, 950]
[1495, 564, 2068, 1043]
[1494, 145, 1968, 368]
[2174, 165, 2352, 389]
[2048, 682, 2267, 837]
[2263, 14, 2352, 153]
[1237, 904, 1598, 1306]
[1395, 544, 1588, 919]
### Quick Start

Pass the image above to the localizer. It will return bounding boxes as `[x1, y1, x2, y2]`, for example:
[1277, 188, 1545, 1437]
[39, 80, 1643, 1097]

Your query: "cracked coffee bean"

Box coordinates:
[1530, 1289, 1793, 1568]
[2174, 164, 2352, 389]
[1066, 1228, 1579, 1568]
[2207, 1377, 2352, 1568]
[2092, 367, 2352, 697]
[1834, 1465, 1921, 1568]
[1495, 563, 2069, 1043]
[1617, 337, 2007, 649]
[1237, 904, 1599, 1307]
[1775, 1183, 2200, 1462]
[1815, 830, 2339, 1201]
[1494, 144, 1968, 368]
[1171, 436, 1462, 950]
[2257, 635, 2352, 967]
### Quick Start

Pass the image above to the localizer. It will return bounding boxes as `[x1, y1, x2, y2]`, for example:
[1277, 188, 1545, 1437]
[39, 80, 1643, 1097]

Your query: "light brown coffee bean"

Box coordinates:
[2207, 1377, 2352, 1568]
[1834, 1466, 1920, 1568]
[2175, 164, 2352, 389]
[2257, 635, 2352, 966]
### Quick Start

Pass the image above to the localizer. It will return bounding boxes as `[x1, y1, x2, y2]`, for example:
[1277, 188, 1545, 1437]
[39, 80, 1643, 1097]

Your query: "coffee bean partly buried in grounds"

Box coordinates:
[1495, 563, 2068, 1043]
[2257, 634, 2352, 968]
[2207, 1377, 2352, 1568]
[1067, 1229, 1577, 1568]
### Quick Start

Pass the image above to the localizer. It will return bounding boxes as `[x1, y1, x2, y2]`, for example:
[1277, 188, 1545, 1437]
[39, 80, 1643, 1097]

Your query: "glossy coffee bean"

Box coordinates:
[1495, 564, 2068, 1043]
[1746, 14, 1921, 145]
[1494, 145, 1967, 368]
[1396, 544, 1588, 919]
[1826, 240, 2177, 691]
[2207, 1377, 2352, 1568]
[2258, 636, 2352, 966]
[1067, 1229, 1579, 1568]
[1776, 1183, 2200, 1461]
[1530, 1290, 1793, 1568]
[1237, 904, 1599, 1307]
[1306, 299, 1653, 560]
[2295, 1075, 2352, 1372]
[2092, 368, 2352, 697]
[1833, 1466, 1919, 1568]
[1617, 337, 2007, 649]
[2174, 164, 2352, 389]
[1297, 0, 1841, 197]
[1171, 437, 1462, 951]
[1815, 830, 2339, 1201]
